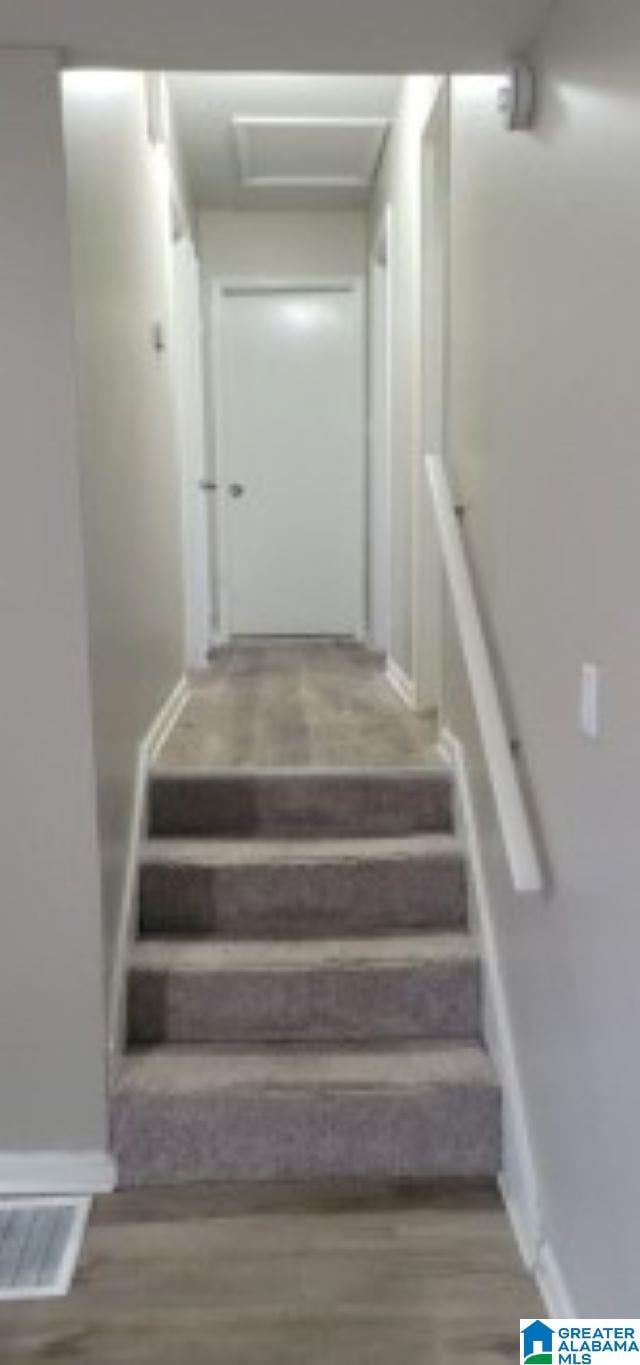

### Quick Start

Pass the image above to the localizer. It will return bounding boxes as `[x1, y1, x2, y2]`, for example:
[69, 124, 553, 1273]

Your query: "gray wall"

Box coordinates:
[63, 73, 186, 993]
[0, 0, 551, 76]
[0, 51, 106, 1152]
[447, 0, 640, 1311]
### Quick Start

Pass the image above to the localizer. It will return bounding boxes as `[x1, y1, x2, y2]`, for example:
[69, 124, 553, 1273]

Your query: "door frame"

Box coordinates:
[172, 230, 211, 669]
[413, 78, 451, 713]
[209, 276, 367, 642]
[367, 204, 393, 657]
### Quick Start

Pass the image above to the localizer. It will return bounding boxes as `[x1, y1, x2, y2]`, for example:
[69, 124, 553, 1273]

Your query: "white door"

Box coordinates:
[217, 285, 364, 637]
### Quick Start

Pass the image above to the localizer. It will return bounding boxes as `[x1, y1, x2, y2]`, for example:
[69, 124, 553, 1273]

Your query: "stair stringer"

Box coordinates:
[439, 732, 550, 1279]
[440, 727, 576, 1315]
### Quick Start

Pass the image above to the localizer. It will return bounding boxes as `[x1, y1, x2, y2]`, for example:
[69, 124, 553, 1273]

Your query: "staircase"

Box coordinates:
[112, 768, 500, 1186]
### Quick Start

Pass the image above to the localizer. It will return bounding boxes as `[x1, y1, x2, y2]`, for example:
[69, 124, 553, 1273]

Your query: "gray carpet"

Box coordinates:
[139, 833, 468, 938]
[155, 642, 438, 771]
[148, 769, 454, 838]
[114, 1044, 499, 1186]
[112, 647, 499, 1187]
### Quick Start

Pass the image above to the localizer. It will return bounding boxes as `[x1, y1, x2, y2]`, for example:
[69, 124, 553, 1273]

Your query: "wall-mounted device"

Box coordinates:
[497, 62, 535, 131]
[580, 663, 601, 739]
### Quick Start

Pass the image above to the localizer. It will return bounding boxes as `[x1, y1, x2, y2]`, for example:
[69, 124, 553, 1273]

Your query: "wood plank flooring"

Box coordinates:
[0, 1182, 542, 1363]
[156, 641, 438, 771]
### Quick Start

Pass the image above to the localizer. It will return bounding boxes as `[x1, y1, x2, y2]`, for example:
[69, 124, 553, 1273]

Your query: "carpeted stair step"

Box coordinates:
[112, 1041, 500, 1186]
[148, 769, 453, 839]
[127, 933, 480, 1046]
[139, 833, 467, 939]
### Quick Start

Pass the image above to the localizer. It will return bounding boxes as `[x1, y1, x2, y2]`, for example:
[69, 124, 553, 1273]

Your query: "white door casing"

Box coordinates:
[368, 207, 393, 655]
[414, 79, 451, 712]
[212, 281, 365, 638]
[172, 233, 211, 667]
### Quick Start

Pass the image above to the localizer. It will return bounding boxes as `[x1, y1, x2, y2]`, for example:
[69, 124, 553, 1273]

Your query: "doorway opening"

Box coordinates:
[164, 71, 398, 660]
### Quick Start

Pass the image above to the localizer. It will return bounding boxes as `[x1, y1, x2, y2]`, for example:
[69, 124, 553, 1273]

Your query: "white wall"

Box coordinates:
[0, 0, 551, 76]
[446, 0, 640, 1312]
[199, 209, 367, 280]
[369, 78, 441, 684]
[63, 72, 186, 997]
[0, 50, 107, 1154]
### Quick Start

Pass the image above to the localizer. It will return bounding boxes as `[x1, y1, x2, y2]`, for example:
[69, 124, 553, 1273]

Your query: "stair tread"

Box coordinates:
[117, 1040, 497, 1095]
[151, 764, 450, 781]
[140, 832, 464, 867]
[130, 931, 477, 974]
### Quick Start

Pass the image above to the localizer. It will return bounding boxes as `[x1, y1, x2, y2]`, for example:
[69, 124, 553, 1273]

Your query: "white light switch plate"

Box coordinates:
[580, 663, 600, 738]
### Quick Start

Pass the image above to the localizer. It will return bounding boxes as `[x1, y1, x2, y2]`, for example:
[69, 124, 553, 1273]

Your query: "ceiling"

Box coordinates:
[169, 74, 399, 211]
[0, 0, 551, 73]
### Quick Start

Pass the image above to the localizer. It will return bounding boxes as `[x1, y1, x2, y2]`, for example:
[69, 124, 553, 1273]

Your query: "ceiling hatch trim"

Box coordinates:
[232, 115, 389, 188]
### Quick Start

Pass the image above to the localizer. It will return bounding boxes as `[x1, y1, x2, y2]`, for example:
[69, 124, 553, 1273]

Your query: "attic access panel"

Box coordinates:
[233, 115, 389, 186]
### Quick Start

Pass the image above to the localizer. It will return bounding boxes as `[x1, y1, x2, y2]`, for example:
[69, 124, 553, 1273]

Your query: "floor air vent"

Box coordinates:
[0, 1197, 90, 1299]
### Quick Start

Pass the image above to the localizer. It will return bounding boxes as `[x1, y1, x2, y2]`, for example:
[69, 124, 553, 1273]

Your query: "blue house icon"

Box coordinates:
[522, 1320, 554, 1361]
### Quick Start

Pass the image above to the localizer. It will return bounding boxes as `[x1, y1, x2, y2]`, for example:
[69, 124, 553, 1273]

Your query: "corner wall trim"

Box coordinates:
[439, 725, 576, 1317]
[0, 1151, 116, 1196]
[107, 674, 188, 1070]
[385, 656, 419, 711]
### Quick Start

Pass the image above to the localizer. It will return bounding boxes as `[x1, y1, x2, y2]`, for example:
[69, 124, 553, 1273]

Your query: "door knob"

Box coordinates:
[229, 483, 246, 498]
[199, 480, 218, 492]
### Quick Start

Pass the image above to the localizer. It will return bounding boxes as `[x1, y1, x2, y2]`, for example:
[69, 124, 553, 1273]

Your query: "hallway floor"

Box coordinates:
[0, 1182, 541, 1363]
[155, 641, 439, 771]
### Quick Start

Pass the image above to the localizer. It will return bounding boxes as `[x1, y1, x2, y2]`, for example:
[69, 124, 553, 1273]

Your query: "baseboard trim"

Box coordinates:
[536, 1234, 576, 1316]
[385, 656, 419, 711]
[498, 1171, 536, 1269]
[440, 725, 570, 1313]
[0, 1151, 116, 1196]
[498, 1177, 575, 1312]
[146, 674, 189, 762]
[107, 674, 188, 1071]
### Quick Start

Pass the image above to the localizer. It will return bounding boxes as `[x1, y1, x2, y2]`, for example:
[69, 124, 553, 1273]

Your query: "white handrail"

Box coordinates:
[425, 453, 543, 894]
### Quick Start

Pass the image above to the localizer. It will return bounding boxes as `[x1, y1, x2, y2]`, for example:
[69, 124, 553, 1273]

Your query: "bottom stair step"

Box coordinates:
[112, 1042, 500, 1187]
